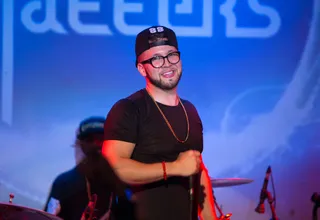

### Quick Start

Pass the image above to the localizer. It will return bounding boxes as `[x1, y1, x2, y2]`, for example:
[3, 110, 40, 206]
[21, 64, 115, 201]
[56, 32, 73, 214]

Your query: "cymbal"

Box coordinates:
[210, 178, 253, 188]
[0, 203, 62, 220]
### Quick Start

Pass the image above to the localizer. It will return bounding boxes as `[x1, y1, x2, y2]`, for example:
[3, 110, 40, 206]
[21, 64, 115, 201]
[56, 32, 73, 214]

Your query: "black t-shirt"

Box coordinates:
[104, 89, 203, 220]
[44, 166, 113, 220]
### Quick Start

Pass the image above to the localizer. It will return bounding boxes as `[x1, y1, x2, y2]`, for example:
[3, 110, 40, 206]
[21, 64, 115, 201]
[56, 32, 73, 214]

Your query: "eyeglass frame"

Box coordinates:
[138, 51, 181, 68]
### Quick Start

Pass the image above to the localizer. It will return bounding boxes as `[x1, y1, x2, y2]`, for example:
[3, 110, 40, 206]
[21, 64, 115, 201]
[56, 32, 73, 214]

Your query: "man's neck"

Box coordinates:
[146, 84, 179, 106]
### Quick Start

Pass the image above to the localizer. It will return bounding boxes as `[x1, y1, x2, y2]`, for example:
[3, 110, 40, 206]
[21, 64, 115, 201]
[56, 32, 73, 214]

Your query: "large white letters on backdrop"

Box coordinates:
[1, 0, 282, 126]
[18, 0, 281, 37]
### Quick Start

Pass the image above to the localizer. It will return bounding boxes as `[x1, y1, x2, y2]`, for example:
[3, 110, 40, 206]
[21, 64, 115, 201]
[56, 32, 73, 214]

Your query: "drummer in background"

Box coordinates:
[43, 116, 115, 220]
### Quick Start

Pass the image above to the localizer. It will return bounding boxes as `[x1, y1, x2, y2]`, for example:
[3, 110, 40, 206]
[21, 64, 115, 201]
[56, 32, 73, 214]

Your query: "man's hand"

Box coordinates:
[173, 150, 201, 176]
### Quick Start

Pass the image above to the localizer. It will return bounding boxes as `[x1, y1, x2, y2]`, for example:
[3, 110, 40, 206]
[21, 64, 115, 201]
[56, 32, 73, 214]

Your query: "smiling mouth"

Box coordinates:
[161, 70, 175, 78]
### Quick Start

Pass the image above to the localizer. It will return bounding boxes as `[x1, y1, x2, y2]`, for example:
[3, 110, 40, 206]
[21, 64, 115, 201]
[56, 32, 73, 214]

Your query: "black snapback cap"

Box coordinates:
[76, 116, 105, 140]
[135, 26, 178, 61]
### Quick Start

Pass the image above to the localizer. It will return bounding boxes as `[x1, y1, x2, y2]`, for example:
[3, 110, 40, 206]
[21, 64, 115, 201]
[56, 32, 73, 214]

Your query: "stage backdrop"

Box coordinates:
[0, 0, 319, 219]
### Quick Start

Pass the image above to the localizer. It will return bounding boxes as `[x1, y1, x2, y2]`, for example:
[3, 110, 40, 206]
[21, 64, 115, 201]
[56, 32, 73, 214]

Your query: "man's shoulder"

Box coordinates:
[180, 98, 201, 119]
[126, 89, 146, 101]
[180, 98, 196, 109]
[112, 89, 147, 109]
[47, 167, 83, 200]
[52, 167, 82, 186]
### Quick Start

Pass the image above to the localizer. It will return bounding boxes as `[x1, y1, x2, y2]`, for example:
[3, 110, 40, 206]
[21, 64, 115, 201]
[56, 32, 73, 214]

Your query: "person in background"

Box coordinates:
[102, 25, 218, 220]
[44, 116, 115, 220]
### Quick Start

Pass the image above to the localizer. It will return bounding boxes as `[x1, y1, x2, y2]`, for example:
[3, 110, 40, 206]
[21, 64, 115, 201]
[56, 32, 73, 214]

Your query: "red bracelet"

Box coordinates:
[162, 161, 167, 181]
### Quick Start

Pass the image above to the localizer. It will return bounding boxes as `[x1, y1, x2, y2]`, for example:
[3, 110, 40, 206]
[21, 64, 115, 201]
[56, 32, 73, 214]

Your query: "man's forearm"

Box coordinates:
[198, 165, 218, 220]
[108, 157, 178, 185]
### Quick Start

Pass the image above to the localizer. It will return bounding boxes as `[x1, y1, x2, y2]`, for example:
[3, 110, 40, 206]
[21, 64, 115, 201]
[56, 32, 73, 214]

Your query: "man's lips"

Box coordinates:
[161, 70, 175, 78]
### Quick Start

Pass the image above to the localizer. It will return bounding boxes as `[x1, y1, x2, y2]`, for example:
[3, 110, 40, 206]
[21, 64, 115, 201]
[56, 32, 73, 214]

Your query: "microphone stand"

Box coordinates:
[312, 205, 318, 220]
[266, 190, 279, 220]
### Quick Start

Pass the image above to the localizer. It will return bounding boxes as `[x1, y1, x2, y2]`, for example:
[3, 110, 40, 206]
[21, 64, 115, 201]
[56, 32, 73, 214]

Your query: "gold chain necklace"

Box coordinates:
[146, 90, 190, 143]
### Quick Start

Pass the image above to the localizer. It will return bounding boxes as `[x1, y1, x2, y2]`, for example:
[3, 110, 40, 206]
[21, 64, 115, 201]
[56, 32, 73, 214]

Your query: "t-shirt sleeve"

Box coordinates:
[185, 100, 204, 153]
[194, 107, 204, 153]
[43, 178, 62, 212]
[104, 98, 138, 144]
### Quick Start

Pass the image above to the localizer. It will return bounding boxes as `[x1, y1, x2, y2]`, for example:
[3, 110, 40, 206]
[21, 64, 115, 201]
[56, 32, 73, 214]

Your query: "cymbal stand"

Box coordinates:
[312, 205, 318, 220]
[311, 192, 319, 220]
[212, 192, 232, 219]
[266, 190, 279, 220]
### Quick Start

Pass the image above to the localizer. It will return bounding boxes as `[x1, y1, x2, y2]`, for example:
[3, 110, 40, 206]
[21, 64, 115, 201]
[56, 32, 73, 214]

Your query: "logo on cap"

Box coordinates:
[149, 26, 165, 34]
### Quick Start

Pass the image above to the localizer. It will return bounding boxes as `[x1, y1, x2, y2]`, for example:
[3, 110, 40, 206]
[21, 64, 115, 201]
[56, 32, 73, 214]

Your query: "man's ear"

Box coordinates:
[137, 63, 147, 77]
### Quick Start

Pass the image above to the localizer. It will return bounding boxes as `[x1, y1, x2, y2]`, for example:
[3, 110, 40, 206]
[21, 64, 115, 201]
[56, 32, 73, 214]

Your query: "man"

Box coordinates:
[44, 116, 115, 220]
[102, 26, 218, 220]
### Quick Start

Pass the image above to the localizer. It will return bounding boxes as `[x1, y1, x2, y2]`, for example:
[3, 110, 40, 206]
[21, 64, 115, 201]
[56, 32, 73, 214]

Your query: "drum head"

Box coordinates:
[0, 203, 62, 220]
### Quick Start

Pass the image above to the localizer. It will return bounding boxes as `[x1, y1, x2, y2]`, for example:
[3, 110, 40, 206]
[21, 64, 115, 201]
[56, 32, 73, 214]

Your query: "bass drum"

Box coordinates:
[0, 202, 62, 220]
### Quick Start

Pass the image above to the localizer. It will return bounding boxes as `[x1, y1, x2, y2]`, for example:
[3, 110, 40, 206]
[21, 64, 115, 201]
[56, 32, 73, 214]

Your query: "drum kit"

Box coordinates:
[0, 178, 253, 220]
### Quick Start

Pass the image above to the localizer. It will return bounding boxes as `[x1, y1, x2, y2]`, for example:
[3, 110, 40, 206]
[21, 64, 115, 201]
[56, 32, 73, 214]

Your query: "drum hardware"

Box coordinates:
[209, 177, 253, 219]
[219, 213, 232, 220]
[9, 193, 14, 204]
[212, 192, 232, 220]
[0, 201, 62, 219]
[255, 166, 279, 220]
[311, 192, 319, 220]
[266, 190, 279, 220]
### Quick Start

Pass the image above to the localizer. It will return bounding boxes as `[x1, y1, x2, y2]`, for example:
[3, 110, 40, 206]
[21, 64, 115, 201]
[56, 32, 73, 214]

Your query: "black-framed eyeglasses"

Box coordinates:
[140, 51, 181, 68]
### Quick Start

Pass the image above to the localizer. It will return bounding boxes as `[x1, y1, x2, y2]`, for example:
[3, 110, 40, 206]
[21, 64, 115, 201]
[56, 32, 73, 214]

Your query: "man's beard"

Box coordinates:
[146, 70, 182, 90]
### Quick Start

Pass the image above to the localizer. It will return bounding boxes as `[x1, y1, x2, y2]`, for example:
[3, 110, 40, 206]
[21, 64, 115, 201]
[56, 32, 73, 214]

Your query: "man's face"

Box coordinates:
[137, 45, 182, 90]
